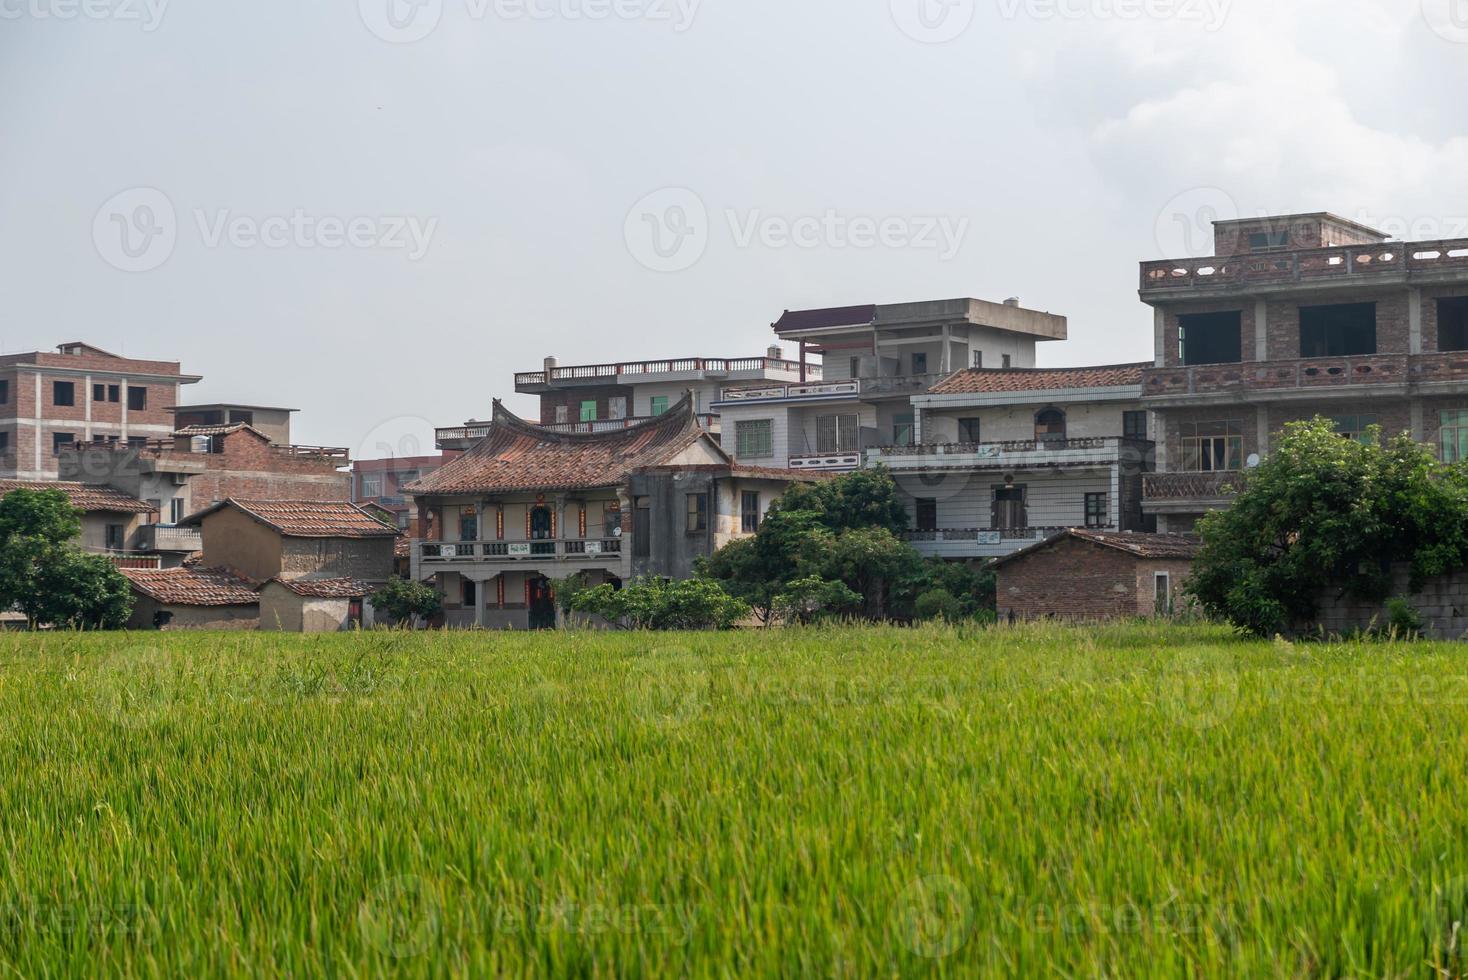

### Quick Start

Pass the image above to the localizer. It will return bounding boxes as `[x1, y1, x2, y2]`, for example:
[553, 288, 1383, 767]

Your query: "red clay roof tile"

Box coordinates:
[121, 566, 261, 606]
[929, 363, 1149, 395]
[0, 480, 153, 514]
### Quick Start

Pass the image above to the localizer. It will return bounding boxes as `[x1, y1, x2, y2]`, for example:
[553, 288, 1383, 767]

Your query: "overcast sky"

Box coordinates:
[3, 0, 1466, 457]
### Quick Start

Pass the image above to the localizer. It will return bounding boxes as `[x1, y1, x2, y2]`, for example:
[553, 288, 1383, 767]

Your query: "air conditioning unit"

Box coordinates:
[170, 473, 189, 486]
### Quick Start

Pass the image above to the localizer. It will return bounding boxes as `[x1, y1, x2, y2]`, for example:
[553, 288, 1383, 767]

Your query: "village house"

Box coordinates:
[1139, 212, 1468, 531]
[120, 565, 261, 631]
[0, 342, 202, 480]
[351, 453, 453, 530]
[0, 479, 158, 567]
[407, 393, 813, 628]
[992, 529, 1200, 621]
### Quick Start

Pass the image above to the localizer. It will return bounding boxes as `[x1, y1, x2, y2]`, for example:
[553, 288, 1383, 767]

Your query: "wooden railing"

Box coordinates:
[1143, 472, 1241, 500]
[420, 538, 623, 562]
[515, 357, 819, 387]
[1141, 238, 1468, 292]
[1144, 352, 1468, 398]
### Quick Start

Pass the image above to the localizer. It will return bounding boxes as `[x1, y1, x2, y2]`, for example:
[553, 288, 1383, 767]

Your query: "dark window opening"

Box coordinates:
[93, 384, 106, 402]
[53, 381, 75, 407]
[1249, 230, 1290, 251]
[1084, 493, 1108, 528]
[633, 499, 651, 558]
[992, 486, 1027, 530]
[52, 432, 74, 455]
[686, 493, 708, 534]
[228, 410, 254, 426]
[1123, 411, 1148, 440]
[911, 353, 927, 375]
[1300, 302, 1376, 358]
[1179, 311, 1243, 365]
[0, 432, 9, 456]
[105, 524, 126, 551]
[1035, 408, 1066, 444]
[1439, 297, 1468, 352]
[915, 498, 938, 532]
[127, 386, 148, 411]
[741, 491, 761, 534]
[107, 385, 120, 403]
[958, 418, 981, 444]
[0, 379, 8, 404]
[461, 579, 477, 607]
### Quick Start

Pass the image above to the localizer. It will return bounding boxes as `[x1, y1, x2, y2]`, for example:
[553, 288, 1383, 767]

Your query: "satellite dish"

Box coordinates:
[1246, 454, 1261, 468]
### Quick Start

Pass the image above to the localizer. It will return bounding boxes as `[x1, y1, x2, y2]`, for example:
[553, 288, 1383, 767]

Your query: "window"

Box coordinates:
[52, 432, 74, 455]
[911, 353, 928, 375]
[916, 498, 938, 532]
[1123, 411, 1148, 441]
[1035, 408, 1066, 444]
[1442, 411, 1468, 463]
[1331, 415, 1379, 444]
[1180, 421, 1243, 472]
[816, 414, 859, 454]
[1179, 311, 1243, 365]
[360, 475, 383, 498]
[579, 400, 597, 423]
[650, 396, 669, 416]
[1439, 297, 1468, 352]
[93, 383, 106, 402]
[169, 498, 185, 524]
[107, 385, 120, 403]
[53, 381, 75, 407]
[0, 379, 8, 404]
[735, 419, 773, 458]
[0, 432, 9, 456]
[228, 410, 254, 425]
[554, 405, 569, 424]
[686, 493, 708, 533]
[459, 508, 478, 543]
[741, 491, 761, 533]
[958, 418, 981, 444]
[127, 386, 148, 411]
[1085, 493, 1108, 528]
[608, 397, 628, 421]
[1001, 354, 1012, 369]
[462, 579, 477, 607]
[972, 351, 983, 368]
[1300, 303, 1376, 358]
[893, 412, 915, 447]
[850, 357, 862, 378]
[1249, 229, 1290, 251]
[105, 524, 126, 551]
[1155, 572, 1173, 615]
[128, 436, 148, 450]
[992, 485, 1027, 530]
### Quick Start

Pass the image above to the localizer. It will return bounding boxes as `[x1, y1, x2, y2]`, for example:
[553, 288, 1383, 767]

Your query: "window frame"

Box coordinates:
[892, 412, 915, 447]
[911, 352, 928, 375]
[685, 492, 709, 534]
[1331, 415, 1380, 444]
[52, 432, 75, 455]
[740, 491, 761, 534]
[1442, 411, 1468, 463]
[1155, 572, 1173, 615]
[1084, 492, 1109, 528]
[735, 419, 774, 459]
[815, 414, 860, 454]
[1123, 411, 1148, 441]
[915, 498, 938, 533]
[1035, 407, 1067, 444]
[1299, 302, 1377, 358]
[53, 381, 75, 407]
[957, 418, 982, 444]
[0, 431, 9, 456]
[105, 524, 127, 551]
[579, 400, 597, 423]
[1179, 420, 1244, 472]
[1439, 296, 1468, 352]
[360, 475, 384, 498]
[1178, 311, 1244, 366]
[0, 379, 8, 405]
[650, 396, 669, 417]
[127, 386, 148, 411]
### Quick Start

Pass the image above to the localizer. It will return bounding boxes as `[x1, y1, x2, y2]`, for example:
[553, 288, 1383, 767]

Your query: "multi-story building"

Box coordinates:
[1138, 212, 1468, 531]
[171, 403, 296, 446]
[715, 298, 1069, 473]
[872, 363, 1155, 560]
[351, 454, 452, 529]
[0, 342, 201, 479]
[407, 394, 814, 629]
[435, 349, 812, 451]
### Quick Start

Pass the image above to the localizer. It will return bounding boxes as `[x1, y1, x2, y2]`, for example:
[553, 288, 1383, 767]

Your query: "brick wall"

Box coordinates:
[1314, 563, 1468, 640]
[281, 537, 394, 582]
[996, 536, 1194, 620]
[173, 429, 349, 503]
[1265, 290, 1410, 361]
[538, 386, 628, 424]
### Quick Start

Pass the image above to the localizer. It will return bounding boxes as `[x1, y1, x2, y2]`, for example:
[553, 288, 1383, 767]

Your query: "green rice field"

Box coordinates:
[1, 623, 1465, 977]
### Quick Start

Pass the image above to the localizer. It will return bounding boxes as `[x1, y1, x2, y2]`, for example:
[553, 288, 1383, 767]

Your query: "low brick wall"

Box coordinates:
[1314, 565, 1468, 640]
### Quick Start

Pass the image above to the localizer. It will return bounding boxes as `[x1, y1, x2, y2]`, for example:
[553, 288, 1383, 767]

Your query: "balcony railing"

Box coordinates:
[1143, 472, 1241, 501]
[869, 437, 1152, 470]
[718, 381, 860, 402]
[515, 357, 819, 388]
[419, 538, 623, 563]
[1144, 351, 1468, 399]
[1140, 238, 1468, 293]
[137, 524, 203, 553]
[856, 373, 953, 397]
[789, 452, 863, 471]
[539, 413, 719, 434]
[903, 527, 1115, 554]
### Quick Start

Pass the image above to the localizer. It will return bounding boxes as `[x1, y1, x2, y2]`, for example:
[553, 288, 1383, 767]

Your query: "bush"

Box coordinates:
[369, 578, 443, 626]
[567, 577, 749, 631]
[1384, 597, 1425, 640]
[772, 576, 863, 625]
[914, 588, 965, 622]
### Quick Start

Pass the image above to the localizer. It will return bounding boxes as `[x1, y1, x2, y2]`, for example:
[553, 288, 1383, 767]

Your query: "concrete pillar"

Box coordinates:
[1257, 406, 1270, 458]
[1154, 309, 1167, 367]
[1254, 299, 1269, 361]
[1409, 288, 1424, 354]
[84, 374, 92, 443]
[1411, 400, 1425, 443]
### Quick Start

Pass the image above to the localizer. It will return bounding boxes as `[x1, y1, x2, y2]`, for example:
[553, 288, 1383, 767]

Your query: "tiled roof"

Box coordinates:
[181, 499, 400, 538]
[173, 423, 271, 440]
[0, 480, 153, 514]
[929, 363, 1149, 395]
[262, 577, 373, 598]
[992, 529, 1201, 568]
[121, 566, 261, 606]
[772, 304, 877, 333]
[406, 394, 712, 496]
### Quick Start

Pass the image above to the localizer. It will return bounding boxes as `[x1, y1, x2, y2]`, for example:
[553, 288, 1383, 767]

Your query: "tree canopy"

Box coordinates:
[0, 488, 133, 630]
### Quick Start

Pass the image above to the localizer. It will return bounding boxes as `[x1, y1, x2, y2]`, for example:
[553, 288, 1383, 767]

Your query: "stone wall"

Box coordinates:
[1313, 564, 1468, 640]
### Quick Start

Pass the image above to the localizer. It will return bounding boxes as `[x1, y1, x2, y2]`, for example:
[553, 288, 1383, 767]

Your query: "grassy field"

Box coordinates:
[0, 623, 1465, 977]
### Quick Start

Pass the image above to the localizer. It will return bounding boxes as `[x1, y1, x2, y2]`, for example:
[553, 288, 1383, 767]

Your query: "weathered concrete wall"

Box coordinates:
[1314, 565, 1468, 640]
[126, 595, 260, 631]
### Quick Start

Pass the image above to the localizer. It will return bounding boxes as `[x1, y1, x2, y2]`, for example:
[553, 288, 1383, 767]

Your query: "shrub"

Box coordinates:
[1384, 597, 1425, 640]
[567, 577, 749, 631]
[772, 576, 863, 625]
[369, 578, 443, 626]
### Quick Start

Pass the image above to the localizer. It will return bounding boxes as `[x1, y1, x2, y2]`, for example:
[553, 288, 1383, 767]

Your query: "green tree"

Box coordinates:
[22, 551, 133, 631]
[775, 466, 909, 534]
[369, 578, 443, 626]
[0, 488, 83, 607]
[566, 577, 749, 631]
[772, 575, 863, 625]
[1187, 417, 1468, 636]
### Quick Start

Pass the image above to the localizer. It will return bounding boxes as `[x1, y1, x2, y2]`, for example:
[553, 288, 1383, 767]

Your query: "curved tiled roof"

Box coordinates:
[929, 363, 1149, 395]
[405, 394, 712, 496]
[772, 305, 878, 333]
[173, 423, 272, 440]
[0, 480, 153, 514]
[122, 566, 261, 606]
[181, 499, 399, 538]
[991, 529, 1200, 568]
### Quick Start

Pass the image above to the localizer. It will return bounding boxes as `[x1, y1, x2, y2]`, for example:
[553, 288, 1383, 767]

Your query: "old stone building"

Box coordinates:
[992, 529, 1200, 621]
[1140, 212, 1468, 531]
[0, 479, 157, 565]
[119, 566, 261, 631]
[179, 498, 397, 585]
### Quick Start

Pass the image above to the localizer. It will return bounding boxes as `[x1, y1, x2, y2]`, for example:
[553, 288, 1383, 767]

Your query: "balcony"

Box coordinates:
[788, 452, 863, 472]
[416, 537, 623, 566]
[539, 413, 719, 435]
[856, 373, 953, 399]
[716, 381, 860, 405]
[868, 437, 1152, 472]
[1143, 351, 1468, 405]
[1142, 472, 1240, 513]
[904, 526, 1112, 559]
[1140, 238, 1468, 298]
[137, 524, 203, 553]
[515, 357, 818, 391]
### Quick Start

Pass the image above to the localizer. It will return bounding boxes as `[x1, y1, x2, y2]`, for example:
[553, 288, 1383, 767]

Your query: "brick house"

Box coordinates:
[992, 529, 1201, 621]
[0, 342, 201, 480]
[120, 566, 261, 631]
[1139, 212, 1468, 531]
[0, 479, 156, 564]
[257, 576, 375, 633]
[179, 499, 397, 585]
[351, 454, 453, 530]
[407, 393, 814, 628]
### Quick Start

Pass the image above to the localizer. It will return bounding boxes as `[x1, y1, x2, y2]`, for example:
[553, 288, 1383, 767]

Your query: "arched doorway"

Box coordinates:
[528, 575, 557, 630]
[1035, 407, 1067, 445]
